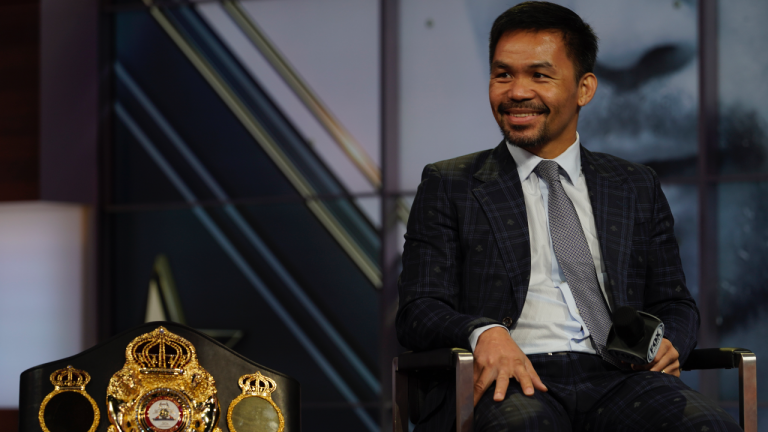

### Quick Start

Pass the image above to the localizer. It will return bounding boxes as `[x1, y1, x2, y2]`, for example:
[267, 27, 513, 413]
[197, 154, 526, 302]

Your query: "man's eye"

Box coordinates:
[495, 72, 511, 79]
[533, 72, 548, 79]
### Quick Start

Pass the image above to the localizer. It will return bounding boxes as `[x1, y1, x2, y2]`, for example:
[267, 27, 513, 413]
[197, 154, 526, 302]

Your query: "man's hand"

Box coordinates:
[631, 338, 680, 377]
[472, 327, 548, 406]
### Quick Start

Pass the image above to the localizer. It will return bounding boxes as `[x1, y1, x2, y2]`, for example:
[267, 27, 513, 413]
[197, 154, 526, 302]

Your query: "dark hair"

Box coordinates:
[489, 1, 598, 81]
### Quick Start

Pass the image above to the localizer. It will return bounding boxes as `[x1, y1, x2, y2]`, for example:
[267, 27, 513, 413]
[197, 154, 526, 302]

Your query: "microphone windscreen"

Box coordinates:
[613, 306, 645, 345]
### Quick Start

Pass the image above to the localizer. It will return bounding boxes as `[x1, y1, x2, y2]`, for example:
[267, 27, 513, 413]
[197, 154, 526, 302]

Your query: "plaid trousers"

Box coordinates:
[416, 352, 741, 432]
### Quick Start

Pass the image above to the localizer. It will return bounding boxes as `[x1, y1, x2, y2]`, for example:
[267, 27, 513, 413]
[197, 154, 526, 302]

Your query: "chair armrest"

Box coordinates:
[402, 347, 755, 371]
[398, 348, 471, 372]
[682, 348, 753, 371]
[395, 348, 475, 432]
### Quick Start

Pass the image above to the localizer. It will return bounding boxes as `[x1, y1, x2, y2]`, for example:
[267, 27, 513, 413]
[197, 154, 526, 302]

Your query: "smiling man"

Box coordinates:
[396, 2, 741, 431]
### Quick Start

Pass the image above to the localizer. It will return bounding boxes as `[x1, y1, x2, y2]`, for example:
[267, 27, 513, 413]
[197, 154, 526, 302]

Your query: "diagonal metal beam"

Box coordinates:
[221, 0, 413, 225]
[221, 0, 380, 188]
[144, 3, 383, 288]
[115, 61, 381, 394]
[115, 102, 379, 432]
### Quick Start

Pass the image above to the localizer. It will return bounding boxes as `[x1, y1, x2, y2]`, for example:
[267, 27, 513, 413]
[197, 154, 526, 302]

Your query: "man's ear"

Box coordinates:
[577, 72, 598, 107]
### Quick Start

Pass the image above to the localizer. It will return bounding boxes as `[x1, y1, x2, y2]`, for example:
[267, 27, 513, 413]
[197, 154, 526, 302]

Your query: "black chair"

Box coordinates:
[393, 347, 756, 432]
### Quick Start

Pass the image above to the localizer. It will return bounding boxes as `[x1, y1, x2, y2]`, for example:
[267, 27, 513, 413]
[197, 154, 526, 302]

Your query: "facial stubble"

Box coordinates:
[497, 101, 552, 149]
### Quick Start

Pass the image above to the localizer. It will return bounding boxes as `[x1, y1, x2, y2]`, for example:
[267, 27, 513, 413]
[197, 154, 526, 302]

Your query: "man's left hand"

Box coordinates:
[631, 338, 680, 377]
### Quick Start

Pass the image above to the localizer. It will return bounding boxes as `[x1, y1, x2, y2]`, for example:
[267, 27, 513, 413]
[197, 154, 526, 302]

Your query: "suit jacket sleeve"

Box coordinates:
[396, 164, 500, 351]
[641, 168, 699, 365]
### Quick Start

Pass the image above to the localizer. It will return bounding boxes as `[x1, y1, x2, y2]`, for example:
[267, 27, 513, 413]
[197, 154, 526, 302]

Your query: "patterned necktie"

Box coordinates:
[535, 160, 619, 367]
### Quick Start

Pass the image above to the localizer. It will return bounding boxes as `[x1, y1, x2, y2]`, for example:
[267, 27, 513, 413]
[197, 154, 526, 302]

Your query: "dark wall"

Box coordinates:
[0, 0, 40, 201]
[0, 0, 98, 204]
[40, 0, 98, 204]
[0, 409, 19, 432]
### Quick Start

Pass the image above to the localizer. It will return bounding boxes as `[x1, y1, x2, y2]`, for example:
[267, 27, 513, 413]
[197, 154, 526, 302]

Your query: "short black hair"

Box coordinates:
[489, 1, 598, 82]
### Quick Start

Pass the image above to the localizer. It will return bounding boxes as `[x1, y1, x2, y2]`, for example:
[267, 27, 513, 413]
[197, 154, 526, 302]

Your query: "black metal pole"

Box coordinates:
[380, 0, 401, 429]
[697, 0, 720, 399]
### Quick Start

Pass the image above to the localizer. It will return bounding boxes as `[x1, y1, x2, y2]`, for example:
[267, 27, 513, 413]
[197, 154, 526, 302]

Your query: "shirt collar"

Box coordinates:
[506, 132, 582, 184]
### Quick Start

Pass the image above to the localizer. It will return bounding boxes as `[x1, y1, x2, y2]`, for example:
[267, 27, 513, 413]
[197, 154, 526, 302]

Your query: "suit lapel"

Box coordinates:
[581, 147, 635, 310]
[472, 143, 531, 318]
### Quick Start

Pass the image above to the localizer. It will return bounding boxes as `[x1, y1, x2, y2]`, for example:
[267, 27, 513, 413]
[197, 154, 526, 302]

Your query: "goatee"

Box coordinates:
[501, 124, 551, 149]
[497, 100, 551, 148]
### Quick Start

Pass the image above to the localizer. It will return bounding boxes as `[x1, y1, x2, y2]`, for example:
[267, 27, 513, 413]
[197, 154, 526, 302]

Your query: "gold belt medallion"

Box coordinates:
[106, 326, 221, 432]
[39, 365, 100, 432]
[227, 372, 284, 432]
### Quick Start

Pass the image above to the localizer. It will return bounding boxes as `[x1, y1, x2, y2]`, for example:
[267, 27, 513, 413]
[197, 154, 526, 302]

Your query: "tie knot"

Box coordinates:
[535, 160, 561, 184]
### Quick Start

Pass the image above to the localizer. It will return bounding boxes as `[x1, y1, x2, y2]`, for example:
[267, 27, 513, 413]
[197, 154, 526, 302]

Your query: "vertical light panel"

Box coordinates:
[716, 0, 768, 176]
[0, 202, 89, 408]
[715, 0, 768, 407]
[380, 0, 400, 429]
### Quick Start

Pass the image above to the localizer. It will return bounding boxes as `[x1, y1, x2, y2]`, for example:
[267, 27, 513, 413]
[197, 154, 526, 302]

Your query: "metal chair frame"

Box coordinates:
[393, 347, 756, 432]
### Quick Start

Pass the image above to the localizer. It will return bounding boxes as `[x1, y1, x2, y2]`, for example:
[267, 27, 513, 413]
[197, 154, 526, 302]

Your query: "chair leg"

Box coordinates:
[393, 357, 410, 432]
[737, 352, 757, 432]
[454, 351, 474, 432]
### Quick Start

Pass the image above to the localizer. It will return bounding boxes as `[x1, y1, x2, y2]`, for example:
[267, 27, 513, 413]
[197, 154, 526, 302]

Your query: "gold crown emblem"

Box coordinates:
[238, 372, 277, 398]
[127, 326, 195, 374]
[49, 365, 91, 390]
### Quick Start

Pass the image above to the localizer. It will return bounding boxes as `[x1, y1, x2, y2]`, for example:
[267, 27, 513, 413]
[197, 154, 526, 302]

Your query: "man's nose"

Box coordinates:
[506, 78, 535, 101]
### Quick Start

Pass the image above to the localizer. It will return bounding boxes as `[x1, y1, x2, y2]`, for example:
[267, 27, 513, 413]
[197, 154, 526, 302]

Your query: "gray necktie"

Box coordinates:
[535, 160, 618, 366]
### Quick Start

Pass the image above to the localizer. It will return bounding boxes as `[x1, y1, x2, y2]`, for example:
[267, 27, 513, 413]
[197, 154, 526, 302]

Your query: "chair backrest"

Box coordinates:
[19, 321, 300, 432]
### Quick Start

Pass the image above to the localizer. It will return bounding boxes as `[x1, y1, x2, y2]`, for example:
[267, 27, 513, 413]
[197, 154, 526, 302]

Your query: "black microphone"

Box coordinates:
[606, 306, 665, 365]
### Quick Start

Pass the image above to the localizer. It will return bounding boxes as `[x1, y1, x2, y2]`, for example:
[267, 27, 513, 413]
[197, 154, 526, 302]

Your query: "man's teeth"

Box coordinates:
[511, 113, 540, 117]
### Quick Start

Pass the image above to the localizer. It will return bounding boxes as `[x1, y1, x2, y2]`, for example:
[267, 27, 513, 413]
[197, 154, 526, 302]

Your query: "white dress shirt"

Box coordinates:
[469, 134, 611, 355]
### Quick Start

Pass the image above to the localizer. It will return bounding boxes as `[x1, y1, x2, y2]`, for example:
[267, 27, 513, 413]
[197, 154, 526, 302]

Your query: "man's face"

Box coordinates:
[489, 30, 587, 151]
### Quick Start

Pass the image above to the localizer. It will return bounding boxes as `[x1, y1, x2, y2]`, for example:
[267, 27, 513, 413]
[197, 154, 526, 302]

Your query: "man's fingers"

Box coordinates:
[655, 341, 670, 358]
[493, 375, 510, 401]
[527, 364, 548, 392]
[473, 368, 495, 406]
[650, 347, 678, 372]
[472, 330, 545, 402]
[634, 339, 679, 371]
[473, 379, 486, 406]
[643, 339, 680, 376]
[514, 364, 535, 396]
[669, 360, 681, 377]
[654, 357, 680, 374]
[643, 343, 669, 369]
[473, 364, 482, 387]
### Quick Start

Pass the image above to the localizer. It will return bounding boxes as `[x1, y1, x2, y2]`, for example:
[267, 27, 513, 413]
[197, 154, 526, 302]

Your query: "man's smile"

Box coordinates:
[497, 101, 550, 127]
[503, 109, 547, 125]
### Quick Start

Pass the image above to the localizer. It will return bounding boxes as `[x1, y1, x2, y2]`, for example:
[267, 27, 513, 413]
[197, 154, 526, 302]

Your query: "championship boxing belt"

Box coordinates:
[106, 326, 221, 432]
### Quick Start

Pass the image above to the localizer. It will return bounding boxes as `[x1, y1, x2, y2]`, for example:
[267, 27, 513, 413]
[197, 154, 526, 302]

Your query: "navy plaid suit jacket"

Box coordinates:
[397, 141, 699, 367]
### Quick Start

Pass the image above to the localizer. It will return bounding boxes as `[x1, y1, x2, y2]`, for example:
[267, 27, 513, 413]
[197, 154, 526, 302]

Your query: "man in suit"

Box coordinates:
[396, 2, 741, 431]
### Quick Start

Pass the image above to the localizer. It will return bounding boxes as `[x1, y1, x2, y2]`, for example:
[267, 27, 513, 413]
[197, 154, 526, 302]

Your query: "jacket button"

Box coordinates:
[502, 317, 514, 328]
